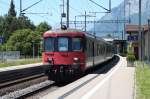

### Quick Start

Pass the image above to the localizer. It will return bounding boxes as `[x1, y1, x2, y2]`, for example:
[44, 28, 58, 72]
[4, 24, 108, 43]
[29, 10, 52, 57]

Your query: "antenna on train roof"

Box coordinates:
[61, 25, 67, 30]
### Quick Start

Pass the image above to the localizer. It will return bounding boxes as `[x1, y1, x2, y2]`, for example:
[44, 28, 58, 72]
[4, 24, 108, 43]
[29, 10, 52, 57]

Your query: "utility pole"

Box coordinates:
[139, 0, 142, 61]
[93, 19, 96, 36]
[85, 11, 87, 32]
[20, 0, 22, 16]
[67, 0, 69, 28]
[63, 0, 65, 13]
[123, 0, 126, 40]
[128, 1, 131, 23]
[60, 5, 63, 27]
[122, 31, 124, 40]
[74, 12, 95, 32]
[109, 0, 111, 12]
[116, 17, 119, 39]
[60, 0, 66, 27]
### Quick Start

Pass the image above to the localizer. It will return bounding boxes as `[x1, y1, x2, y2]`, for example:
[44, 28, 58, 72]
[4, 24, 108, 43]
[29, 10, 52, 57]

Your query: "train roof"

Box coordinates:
[44, 28, 112, 45]
[44, 28, 97, 39]
[44, 28, 84, 34]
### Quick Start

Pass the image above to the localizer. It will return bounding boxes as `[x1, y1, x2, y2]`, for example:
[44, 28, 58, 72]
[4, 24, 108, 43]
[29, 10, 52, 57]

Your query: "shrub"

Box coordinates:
[120, 53, 127, 57]
[127, 53, 136, 62]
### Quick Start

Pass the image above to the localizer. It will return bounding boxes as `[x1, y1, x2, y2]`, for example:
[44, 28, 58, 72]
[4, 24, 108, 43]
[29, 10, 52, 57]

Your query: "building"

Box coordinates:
[104, 37, 127, 55]
[113, 40, 127, 55]
[126, 24, 150, 60]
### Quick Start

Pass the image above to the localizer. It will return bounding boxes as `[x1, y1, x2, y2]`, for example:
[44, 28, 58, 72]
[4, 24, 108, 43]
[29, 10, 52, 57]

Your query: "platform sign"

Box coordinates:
[127, 35, 138, 41]
[0, 36, 4, 44]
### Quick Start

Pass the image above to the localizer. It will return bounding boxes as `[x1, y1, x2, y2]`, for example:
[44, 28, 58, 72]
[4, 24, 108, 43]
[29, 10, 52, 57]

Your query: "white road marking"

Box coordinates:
[80, 57, 122, 99]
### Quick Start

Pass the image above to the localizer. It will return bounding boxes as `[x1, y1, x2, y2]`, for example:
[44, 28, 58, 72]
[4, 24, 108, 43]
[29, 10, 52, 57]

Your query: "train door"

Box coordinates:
[134, 46, 139, 60]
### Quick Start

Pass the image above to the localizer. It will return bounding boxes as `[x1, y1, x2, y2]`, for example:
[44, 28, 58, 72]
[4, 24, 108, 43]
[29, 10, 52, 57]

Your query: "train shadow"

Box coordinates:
[53, 55, 120, 87]
[85, 55, 120, 75]
[52, 56, 120, 99]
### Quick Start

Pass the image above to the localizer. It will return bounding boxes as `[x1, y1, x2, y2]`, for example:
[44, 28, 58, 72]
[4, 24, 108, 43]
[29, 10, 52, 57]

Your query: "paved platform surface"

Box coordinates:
[0, 63, 42, 72]
[42, 56, 135, 99]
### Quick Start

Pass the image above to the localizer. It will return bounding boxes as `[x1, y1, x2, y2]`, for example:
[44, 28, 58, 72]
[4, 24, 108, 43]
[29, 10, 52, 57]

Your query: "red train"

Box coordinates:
[42, 28, 115, 82]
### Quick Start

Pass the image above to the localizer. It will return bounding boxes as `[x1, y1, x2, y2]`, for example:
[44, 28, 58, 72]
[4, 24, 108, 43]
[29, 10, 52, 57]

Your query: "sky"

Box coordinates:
[1, 0, 124, 28]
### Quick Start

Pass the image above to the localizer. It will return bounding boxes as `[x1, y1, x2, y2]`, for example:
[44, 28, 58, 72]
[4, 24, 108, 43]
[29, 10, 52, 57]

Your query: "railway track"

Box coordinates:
[0, 55, 119, 99]
[0, 64, 49, 84]
[1, 78, 71, 99]
[0, 64, 49, 97]
[0, 73, 45, 88]
[0, 75, 48, 96]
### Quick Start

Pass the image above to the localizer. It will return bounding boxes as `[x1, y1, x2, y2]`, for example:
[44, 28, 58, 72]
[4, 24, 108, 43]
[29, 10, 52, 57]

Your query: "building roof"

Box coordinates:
[126, 24, 148, 33]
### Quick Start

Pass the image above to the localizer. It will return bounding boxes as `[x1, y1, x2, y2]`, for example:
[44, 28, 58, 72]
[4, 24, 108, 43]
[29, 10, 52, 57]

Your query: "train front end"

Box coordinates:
[42, 30, 85, 82]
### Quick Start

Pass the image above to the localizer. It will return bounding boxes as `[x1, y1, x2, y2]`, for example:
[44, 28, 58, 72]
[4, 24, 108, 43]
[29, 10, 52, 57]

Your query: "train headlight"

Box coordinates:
[73, 57, 80, 62]
[47, 57, 53, 64]
[72, 57, 80, 69]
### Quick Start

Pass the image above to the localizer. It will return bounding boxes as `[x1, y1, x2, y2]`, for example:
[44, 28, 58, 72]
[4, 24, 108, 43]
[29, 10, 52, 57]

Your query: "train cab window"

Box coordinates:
[58, 38, 69, 51]
[44, 38, 54, 52]
[72, 38, 82, 51]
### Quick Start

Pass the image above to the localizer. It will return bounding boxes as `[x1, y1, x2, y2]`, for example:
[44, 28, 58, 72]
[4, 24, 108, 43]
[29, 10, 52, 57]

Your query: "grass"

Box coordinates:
[136, 62, 150, 99]
[0, 58, 42, 68]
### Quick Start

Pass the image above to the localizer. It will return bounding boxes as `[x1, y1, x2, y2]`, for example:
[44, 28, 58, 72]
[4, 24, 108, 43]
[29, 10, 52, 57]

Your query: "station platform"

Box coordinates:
[42, 56, 135, 99]
[0, 63, 42, 72]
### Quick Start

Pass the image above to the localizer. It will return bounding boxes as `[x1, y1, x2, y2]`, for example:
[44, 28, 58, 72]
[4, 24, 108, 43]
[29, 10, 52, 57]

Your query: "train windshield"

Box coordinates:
[72, 38, 82, 51]
[44, 38, 54, 52]
[58, 37, 69, 51]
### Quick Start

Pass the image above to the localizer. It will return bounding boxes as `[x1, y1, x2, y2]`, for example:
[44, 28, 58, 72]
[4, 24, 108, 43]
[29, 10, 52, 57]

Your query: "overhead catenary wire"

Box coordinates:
[22, 0, 44, 12]
[89, 0, 110, 12]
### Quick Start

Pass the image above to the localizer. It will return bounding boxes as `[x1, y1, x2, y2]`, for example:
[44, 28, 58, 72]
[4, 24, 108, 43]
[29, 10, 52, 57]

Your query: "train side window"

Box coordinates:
[72, 38, 82, 51]
[96, 44, 98, 56]
[89, 40, 92, 57]
[98, 44, 100, 55]
[101, 44, 103, 54]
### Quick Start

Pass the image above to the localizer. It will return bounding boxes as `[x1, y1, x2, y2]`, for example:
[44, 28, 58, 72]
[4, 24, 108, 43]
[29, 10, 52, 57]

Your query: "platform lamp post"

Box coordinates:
[139, 0, 142, 61]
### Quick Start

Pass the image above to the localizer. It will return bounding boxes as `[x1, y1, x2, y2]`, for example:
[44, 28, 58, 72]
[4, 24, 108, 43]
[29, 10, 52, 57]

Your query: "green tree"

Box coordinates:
[106, 34, 112, 38]
[0, 15, 20, 41]
[8, 0, 16, 17]
[1, 16, 35, 42]
[36, 22, 51, 35]
[1, 0, 35, 42]
[18, 16, 35, 30]
[6, 29, 40, 56]
[0, 16, 5, 36]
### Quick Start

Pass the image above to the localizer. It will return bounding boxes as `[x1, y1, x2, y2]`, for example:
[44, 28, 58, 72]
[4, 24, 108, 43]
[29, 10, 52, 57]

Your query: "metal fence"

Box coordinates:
[0, 51, 20, 61]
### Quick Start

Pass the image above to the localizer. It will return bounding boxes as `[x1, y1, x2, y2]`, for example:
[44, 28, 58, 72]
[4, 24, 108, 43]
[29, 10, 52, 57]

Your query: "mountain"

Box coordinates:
[93, 0, 150, 38]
